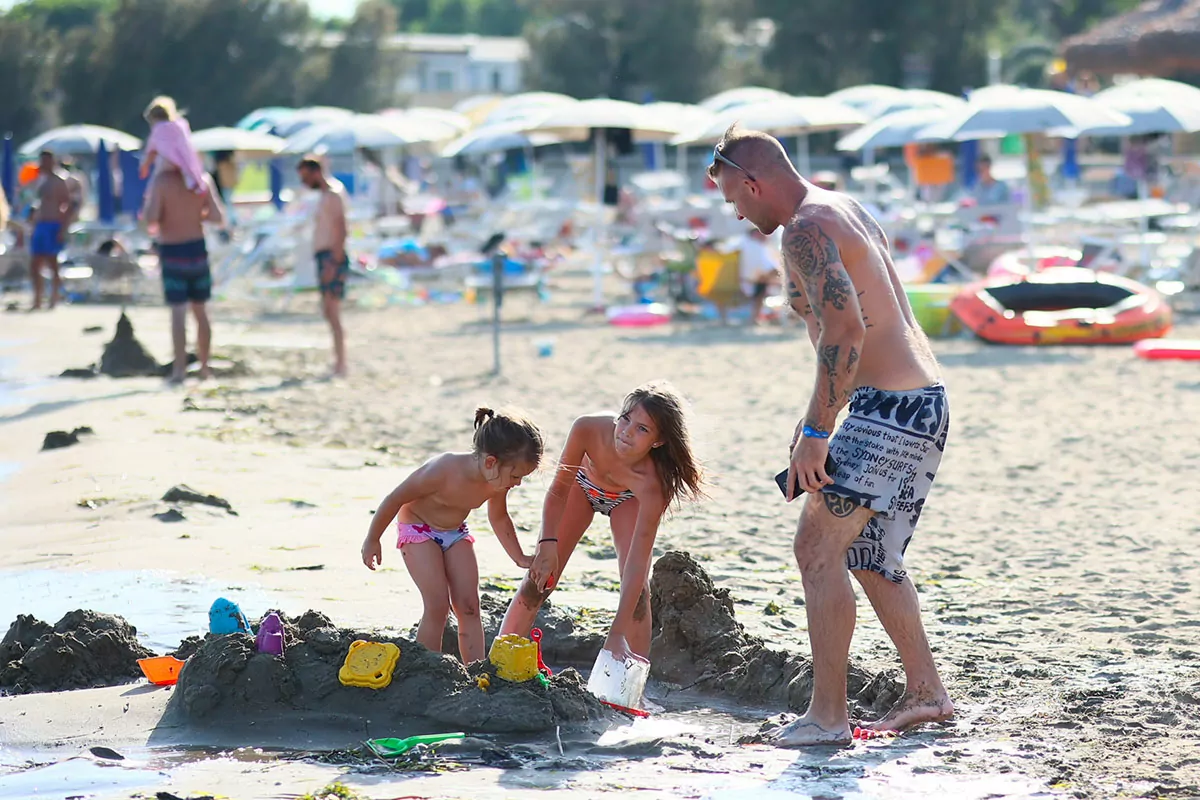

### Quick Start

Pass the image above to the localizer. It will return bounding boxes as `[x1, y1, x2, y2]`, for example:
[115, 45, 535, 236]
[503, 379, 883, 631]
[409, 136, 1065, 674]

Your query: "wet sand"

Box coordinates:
[1, 278, 1199, 799]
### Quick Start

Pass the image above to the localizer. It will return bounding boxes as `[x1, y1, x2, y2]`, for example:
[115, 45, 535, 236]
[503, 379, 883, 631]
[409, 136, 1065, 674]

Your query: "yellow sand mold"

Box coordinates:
[487, 633, 539, 682]
[338, 640, 401, 689]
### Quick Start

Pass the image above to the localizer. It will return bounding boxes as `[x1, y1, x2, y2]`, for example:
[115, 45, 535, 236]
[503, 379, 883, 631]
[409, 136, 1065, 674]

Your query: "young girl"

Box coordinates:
[139, 96, 209, 196]
[362, 408, 543, 664]
[499, 381, 705, 665]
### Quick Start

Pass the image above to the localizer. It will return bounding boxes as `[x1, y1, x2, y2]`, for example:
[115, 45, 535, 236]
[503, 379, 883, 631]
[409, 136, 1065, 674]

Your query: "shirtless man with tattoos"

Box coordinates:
[708, 124, 953, 746]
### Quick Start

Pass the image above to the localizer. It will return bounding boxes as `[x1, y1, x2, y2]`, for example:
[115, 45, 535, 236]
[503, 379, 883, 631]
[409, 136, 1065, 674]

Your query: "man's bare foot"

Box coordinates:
[332, 363, 347, 378]
[166, 372, 186, 385]
[198, 366, 212, 381]
[862, 687, 954, 732]
[768, 717, 852, 747]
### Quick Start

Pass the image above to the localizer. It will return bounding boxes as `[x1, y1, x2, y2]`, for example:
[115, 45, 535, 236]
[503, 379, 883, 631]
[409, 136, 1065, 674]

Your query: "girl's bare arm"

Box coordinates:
[488, 490, 531, 568]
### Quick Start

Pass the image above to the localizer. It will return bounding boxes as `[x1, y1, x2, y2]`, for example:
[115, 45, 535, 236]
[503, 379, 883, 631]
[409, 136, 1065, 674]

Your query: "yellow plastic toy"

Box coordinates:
[338, 640, 401, 690]
[476, 675, 490, 692]
[487, 633, 539, 682]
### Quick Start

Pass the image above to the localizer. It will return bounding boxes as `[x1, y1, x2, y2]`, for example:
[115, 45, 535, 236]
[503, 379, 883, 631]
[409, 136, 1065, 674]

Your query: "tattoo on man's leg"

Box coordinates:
[824, 492, 859, 518]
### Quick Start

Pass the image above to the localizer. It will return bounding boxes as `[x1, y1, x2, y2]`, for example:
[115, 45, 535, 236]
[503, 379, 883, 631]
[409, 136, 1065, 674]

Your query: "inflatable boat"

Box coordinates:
[950, 267, 1172, 345]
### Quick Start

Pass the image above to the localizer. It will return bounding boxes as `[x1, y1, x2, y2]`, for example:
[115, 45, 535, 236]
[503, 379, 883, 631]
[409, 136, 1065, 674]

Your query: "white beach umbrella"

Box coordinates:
[699, 86, 790, 114]
[835, 107, 956, 152]
[19, 124, 142, 156]
[272, 106, 354, 139]
[481, 92, 577, 126]
[282, 114, 432, 154]
[523, 98, 687, 141]
[918, 88, 1132, 141]
[440, 120, 562, 158]
[671, 96, 868, 145]
[828, 84, 909, 113]
[189, 127, 286, 154]
[382, 107, 472, 141]
[1085, 80, 1200, 136]
[871, 89, 967, 118]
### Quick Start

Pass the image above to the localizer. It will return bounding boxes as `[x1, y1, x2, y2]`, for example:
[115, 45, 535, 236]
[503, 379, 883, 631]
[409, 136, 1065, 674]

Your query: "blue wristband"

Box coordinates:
[802, 425, 830, 439]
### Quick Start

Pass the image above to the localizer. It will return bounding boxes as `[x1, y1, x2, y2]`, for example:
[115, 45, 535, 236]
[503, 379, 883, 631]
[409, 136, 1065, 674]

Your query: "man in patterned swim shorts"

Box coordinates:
[143, 167, 226, 382]
[708, 123, 954, 745]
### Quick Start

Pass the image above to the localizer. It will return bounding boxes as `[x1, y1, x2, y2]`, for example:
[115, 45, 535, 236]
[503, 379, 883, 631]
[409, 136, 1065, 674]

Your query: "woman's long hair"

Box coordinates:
[622, 381, 705, 508]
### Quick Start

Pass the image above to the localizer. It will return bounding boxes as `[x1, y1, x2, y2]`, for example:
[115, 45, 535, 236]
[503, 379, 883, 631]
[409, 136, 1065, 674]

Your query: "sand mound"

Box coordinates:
[438, 551, 900, 716]
[649, 551, 902, 716]
[99, 313, 160, 377]
[0, 611, 154, 695]
[168, 610, 616, 734]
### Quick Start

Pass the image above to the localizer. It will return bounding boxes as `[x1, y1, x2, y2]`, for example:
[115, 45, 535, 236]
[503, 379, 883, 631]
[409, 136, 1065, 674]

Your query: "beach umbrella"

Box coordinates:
[2, 134, 14, 203]
[672, 97, 868, 145]
[698, 86, 790, 114]
[480, 92, 576, 126]
[272, 107, 354, 139]
[119, 148, 145, 216]
[440, 120, 562, 158]
[871, 89, 967, 118]
[919, 88, 1132, 141]
[836, 107, 957, 152]
[96, 140, 115, 224]
[190, 127, 286, 155]
[282, 114, 434, 154]
[19, 124, 142, 156]
[1083, 81, 1200, 136]
[388, 107, 471, 133]
[236, 106, 294, 131]
[519, 98, 692, 308]
[828, 84, 909, 114]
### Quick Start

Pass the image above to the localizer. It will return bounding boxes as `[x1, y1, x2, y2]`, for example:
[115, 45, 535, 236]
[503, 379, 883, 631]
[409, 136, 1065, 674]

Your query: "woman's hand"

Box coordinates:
[361, 537, 383, 570]
[513, 551, 533, 570]
[528, 543, 559, 592]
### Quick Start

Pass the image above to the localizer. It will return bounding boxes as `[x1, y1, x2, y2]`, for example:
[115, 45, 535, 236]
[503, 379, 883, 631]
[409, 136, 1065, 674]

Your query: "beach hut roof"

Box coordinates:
[1061, 0, 1200, 75]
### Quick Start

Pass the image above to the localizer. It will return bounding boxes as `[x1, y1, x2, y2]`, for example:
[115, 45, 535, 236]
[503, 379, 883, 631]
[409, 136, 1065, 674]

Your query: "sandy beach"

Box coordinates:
[2, 275, 1199, 800]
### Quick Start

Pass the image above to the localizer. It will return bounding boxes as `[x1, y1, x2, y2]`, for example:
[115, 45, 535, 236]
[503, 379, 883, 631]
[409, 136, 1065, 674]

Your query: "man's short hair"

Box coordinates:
[977, 155, 992, 166]
[39, 150, 55, 162]
[297, 156, 322, 173]
[706, 122, 787, 181]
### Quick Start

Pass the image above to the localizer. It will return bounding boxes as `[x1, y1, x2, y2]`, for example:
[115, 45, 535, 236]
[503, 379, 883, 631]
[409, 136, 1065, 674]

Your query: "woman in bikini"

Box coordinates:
[498, 381, 705, 664]
[361, 408, 543, 664]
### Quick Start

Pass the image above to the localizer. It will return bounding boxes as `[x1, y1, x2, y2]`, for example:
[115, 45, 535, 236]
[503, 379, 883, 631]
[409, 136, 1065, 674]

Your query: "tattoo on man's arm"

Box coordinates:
[820, 344, 840, 407]
[822, 267, 852, 311]
[846, 346, 860, 374]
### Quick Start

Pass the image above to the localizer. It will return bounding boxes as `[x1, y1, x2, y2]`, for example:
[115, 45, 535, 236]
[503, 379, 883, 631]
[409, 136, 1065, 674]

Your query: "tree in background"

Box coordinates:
[0, 17, 55, 140]
[521, 0, 722, 102]
[755, 0, 1002, 95]
[306, 0, 400, 111]
[4, 0, 114, 31]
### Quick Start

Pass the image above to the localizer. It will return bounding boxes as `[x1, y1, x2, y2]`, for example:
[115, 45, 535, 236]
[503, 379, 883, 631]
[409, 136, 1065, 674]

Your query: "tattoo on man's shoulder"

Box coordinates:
[784, 219, 840, 281]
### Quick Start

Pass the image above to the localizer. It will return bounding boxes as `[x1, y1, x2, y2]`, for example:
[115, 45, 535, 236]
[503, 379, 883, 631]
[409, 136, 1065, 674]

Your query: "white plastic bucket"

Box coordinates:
[586, 648, 649, 711]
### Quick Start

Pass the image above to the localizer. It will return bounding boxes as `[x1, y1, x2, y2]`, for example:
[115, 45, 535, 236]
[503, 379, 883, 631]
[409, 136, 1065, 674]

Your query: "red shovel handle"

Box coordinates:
[530, 627, 552, 677]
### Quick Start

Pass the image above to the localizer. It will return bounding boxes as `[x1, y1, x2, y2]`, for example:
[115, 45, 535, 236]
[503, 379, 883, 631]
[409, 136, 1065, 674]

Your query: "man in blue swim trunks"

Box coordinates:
[709, 124, 954, 745]
[29, 151, 75, 309]
[298, 156, 349, 377]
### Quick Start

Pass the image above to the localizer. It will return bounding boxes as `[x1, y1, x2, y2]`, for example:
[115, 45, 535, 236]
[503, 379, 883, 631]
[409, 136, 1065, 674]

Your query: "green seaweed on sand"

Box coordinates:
[299, 783, 369, 800]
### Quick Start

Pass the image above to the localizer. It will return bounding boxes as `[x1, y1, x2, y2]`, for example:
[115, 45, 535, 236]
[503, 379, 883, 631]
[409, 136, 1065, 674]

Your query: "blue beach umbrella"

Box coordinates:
[269, 159, 284, 209]
[119, 148, 146, 215]
[96, 140, 115, 223]
[2, 134, 14, 204]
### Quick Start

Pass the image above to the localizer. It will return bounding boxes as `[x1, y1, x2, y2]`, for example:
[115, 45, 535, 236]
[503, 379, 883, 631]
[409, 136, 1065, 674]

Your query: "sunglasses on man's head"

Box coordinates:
[712, 145, 754, 181]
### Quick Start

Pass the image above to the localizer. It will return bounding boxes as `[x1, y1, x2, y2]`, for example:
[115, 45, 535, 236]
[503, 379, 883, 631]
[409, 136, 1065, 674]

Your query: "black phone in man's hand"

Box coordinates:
[775, 453, 839, 500]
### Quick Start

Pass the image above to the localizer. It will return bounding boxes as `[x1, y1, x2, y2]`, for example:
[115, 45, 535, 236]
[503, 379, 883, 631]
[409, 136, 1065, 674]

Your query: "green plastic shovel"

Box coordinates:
[366, 732, 466, 758]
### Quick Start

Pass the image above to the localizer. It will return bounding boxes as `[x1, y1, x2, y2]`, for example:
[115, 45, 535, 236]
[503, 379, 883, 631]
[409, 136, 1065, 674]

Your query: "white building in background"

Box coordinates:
[312, 32, 530, 107]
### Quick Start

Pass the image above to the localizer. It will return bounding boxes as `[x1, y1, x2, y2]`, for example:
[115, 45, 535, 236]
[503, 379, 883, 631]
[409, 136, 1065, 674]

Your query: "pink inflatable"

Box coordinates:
[1134, 339, 1200, 361]
[607, 303, 671, 327]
